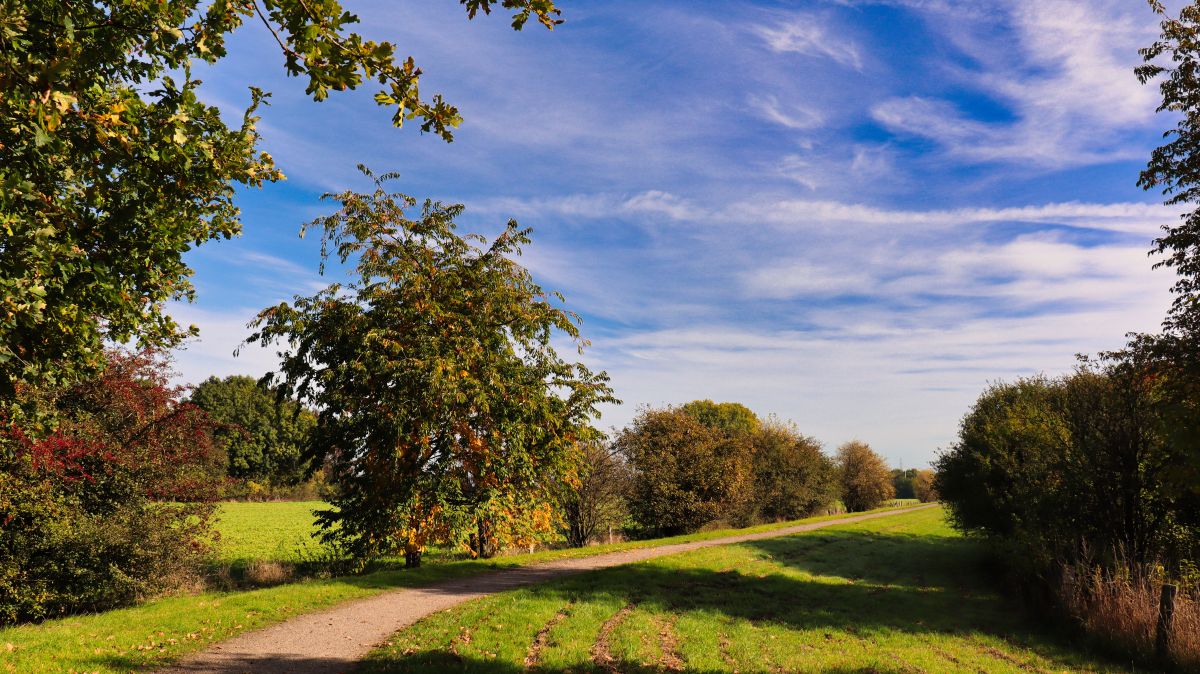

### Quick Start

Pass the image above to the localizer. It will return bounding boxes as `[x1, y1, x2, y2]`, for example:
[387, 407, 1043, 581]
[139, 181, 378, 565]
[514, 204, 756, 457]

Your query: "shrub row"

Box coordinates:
[560, 401, 900, 543]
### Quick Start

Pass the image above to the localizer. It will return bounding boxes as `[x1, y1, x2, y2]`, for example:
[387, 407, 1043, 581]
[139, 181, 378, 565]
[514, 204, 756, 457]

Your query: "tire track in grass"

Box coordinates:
[591, 603, 636, 674]
[718, 631, 738, 671]
[655, 613, 684, 671]
[523, 600, 573, 670]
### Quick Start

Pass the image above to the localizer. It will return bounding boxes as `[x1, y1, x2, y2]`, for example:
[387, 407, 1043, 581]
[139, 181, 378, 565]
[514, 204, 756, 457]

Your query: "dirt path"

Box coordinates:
[157, 504, 937, 674]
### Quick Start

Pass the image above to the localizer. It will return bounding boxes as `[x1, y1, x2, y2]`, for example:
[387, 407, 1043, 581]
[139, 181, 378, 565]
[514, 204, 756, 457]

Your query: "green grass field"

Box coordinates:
[209, 500, 921, 567]
[212, 501, 333, 565]
[364, 507, 1134, 674]
[0, 505, 923, 674]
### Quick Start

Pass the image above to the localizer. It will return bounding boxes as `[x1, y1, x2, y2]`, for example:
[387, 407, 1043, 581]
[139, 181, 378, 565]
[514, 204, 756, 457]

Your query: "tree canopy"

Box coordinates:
[188, 375, 315, 485]
[617, 407, 753, 535]
[0, 0, 561, 401]
[836, 441, 894, 512]
[246, 168, 614, 564]
[679, 400, 761, 437]
[749, 419, 836, 521]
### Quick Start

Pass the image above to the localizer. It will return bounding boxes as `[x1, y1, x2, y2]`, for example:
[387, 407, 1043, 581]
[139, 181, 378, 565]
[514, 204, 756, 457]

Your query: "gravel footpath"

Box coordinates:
[156, 504, 936, 674]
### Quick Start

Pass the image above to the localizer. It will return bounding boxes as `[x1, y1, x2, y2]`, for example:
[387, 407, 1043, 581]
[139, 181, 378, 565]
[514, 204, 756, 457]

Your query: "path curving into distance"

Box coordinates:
[157, 504, 938, 674]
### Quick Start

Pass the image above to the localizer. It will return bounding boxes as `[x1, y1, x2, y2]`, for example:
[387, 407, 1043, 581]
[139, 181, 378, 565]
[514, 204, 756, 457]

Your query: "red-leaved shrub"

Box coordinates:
[0, 349, 224, 624]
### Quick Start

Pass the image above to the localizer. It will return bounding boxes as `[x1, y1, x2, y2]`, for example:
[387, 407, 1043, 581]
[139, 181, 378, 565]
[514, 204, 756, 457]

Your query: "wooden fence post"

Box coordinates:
[1156, 583, 1178, 661]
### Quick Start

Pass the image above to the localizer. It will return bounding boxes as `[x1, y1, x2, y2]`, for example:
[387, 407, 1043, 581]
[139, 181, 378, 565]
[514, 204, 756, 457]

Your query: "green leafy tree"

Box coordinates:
[1140, 1, 1200, 334]
[246, 168, 615, 565]
[836, 440, 894, 512]
[617, 407, 753, 536]
[0, 0, 561, 399]
[936, 364, 1199, 572]
[679, 400, 760, 437]
[891, 468, 916, 500]
[558, 441, 630, 548]
[934, 377, 1070, 540]
[188, 375, 316, 486]
[748, 419, 836, 521]
[1135, 1, 1200, 495]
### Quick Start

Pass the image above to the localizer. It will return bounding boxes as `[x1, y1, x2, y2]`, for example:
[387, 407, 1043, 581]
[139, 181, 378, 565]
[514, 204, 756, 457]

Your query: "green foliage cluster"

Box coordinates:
[188, 375, 316, 487]
[247, 170, 615, 565]
[936, 361, 1200, 578]
[616, 408, 754, 536]
[836, 440, 895, 512]
[748, 419, 838, 522]
[616, 403, 843, 536]
[1134, 1, 1200, 499]
[0, 0, 560, 400]
[678, 400, 761, 437]
[891, 468, 916, 500]
[0, 350, 222, 625]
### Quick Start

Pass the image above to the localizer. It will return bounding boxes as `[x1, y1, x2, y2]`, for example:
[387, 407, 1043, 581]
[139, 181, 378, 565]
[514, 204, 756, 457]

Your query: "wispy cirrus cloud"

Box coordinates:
[869, 0, 1161, 167]
[750, 94, 825, 130]
[470, 190, 1178, 236]
[751, 13, 864, 71]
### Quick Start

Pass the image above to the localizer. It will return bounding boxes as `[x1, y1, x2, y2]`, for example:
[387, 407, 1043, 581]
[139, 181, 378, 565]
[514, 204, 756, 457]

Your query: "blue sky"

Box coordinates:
[172, 0, 1179, 468]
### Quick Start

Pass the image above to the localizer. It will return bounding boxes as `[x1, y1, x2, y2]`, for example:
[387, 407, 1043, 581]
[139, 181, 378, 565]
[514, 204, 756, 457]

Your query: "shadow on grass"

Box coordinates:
[740, 527, 992, 592]
[357, 527, 1140, 674]
[84, 524, 1136, 674]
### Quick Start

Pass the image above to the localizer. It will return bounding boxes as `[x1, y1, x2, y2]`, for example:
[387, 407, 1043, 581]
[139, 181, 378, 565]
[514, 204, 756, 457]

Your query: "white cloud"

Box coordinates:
[742, 261, 874, 298]
[750, 94, 825, 130]
[775, 154, 822, 190]
[869, 0, 1161, 167]
[169, 303, 280, 386]
[752, 14, 864, 71]
[475, 189, 1178, 236]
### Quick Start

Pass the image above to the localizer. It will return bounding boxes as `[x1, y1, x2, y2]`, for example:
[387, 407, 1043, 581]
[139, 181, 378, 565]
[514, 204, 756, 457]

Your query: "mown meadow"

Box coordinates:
[0, 504, 920, 674]
[366, 507, 1134, 674]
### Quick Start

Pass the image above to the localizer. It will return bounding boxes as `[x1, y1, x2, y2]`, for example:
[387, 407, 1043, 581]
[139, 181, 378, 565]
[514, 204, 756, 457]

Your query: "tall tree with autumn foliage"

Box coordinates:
[836, 441, 894, 512]
[247, 168, 615, 565]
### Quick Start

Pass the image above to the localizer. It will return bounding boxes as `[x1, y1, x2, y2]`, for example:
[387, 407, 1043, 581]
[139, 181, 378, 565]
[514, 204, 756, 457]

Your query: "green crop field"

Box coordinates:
[212, 501, 333, 565]
[365, 507, 1131, 674]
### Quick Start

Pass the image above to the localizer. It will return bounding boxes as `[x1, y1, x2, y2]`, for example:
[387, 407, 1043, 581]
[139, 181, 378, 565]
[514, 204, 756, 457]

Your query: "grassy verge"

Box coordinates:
[364, 507, 1135, 674]
[0, 504, 923, 674]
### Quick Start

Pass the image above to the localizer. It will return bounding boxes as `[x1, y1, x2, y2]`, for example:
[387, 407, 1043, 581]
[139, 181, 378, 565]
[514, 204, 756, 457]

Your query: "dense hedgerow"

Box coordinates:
[0, 350, 223, 625]
[935, 359, 1200, 577]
